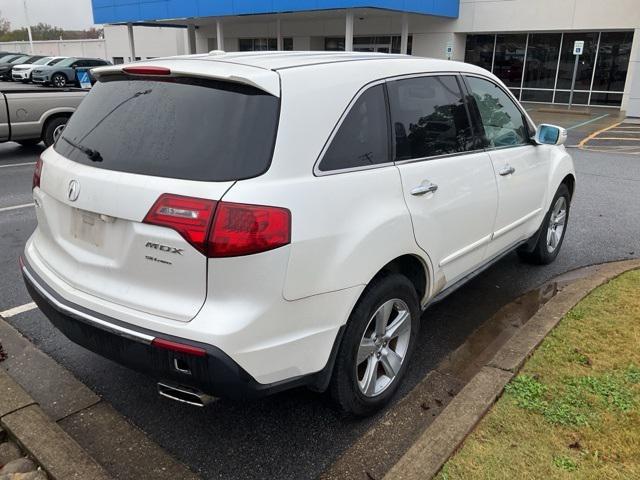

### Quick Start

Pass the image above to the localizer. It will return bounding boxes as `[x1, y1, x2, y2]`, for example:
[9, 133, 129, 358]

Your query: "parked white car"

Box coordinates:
[11, 56, 67, 83]
[22, 52, 575, 415]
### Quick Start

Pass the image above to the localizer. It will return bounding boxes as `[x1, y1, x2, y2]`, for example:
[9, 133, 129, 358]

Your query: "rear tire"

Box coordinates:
[43, 117, 69, 147]
[519, 184, 570, 265]
[329, 274, 420, 416]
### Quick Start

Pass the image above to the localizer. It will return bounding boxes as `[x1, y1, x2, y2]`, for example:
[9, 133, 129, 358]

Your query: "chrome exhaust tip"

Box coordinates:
[157, 382, 215, 407]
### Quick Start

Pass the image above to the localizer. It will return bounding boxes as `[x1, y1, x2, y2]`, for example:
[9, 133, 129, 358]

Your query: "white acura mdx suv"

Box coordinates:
[22, 52, 575, 415]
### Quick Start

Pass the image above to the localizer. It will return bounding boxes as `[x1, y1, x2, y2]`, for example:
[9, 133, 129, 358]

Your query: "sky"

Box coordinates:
[0, 0, 96, 30]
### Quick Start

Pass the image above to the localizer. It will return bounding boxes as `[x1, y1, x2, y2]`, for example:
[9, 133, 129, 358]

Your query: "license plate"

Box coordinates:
[71, 208, 104, 248]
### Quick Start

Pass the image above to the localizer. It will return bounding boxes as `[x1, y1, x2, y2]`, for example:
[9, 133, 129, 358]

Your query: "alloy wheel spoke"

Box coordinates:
[554, 211, 566, 226]
[375, 301, 394, 337]
[357, 338, 376, 364]
[380, 348, 402, 378]
[361, 356, 379, 396]
[384, 310, 410, 340]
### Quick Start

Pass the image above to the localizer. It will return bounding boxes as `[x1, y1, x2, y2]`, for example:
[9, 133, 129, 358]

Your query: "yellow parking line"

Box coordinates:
[578, 121, 622, 148]
[591, 137, 640, 141]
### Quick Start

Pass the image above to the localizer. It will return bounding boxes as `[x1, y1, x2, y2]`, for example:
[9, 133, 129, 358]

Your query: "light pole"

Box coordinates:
[23, 0, 34, 54]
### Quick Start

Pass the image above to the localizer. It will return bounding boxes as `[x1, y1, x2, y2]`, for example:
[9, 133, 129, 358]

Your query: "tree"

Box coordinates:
[0, 12, 11, 36]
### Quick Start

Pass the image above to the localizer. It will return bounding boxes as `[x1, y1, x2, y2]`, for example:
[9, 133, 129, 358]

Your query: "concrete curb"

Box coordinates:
[0, 316, 201, 480]
[384, 258, 640, 480]
[0, 369, 112, 480]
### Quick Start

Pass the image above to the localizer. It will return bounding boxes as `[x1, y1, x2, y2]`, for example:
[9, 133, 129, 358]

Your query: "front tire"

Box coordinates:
[51, 73, 67, 88]
[330, 274, 420, 416]
[519, 183, 570, 265]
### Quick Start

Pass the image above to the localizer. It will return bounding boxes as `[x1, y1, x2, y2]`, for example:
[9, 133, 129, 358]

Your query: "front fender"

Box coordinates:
[546, 146, 576, 211]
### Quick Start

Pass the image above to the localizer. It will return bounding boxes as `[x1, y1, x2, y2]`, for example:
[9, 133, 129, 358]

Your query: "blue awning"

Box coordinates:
[92, 1, 459, 24]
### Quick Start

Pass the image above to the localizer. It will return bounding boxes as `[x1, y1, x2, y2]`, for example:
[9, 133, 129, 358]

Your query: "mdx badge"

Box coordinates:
[67, 179, 80, 202]
[145, 242, 184, 255]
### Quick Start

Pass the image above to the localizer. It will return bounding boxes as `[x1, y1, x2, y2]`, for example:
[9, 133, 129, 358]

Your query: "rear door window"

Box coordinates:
[387, 75, 477, 160]
[55, 77, 280, 181]
[318, 84, 390, 172]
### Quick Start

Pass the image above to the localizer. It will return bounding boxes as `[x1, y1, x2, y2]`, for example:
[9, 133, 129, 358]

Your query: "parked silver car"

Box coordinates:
[32, 57, 112, 88]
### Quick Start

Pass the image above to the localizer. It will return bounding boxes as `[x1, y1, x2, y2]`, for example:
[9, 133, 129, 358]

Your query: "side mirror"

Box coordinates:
[534, 124, 567, 146]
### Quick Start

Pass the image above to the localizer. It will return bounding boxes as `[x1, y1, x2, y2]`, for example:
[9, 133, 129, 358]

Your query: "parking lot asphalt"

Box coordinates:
[1, 133, 639, 479]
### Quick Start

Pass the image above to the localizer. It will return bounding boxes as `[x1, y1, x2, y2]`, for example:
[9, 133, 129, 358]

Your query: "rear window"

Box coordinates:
[55, 77, 280, 182]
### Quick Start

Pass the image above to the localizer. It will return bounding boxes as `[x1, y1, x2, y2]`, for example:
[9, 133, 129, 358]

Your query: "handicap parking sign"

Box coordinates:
[76, 69, 92, 89]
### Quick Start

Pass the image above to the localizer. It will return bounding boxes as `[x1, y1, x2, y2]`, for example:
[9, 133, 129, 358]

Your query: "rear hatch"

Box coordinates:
[33, 69, 280, 322]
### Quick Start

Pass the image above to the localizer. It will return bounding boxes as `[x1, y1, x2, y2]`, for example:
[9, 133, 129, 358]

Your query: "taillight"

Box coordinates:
[143, 194, 291, 257]
[209, 202, 291, 257]
[143, 194, 217, 255]
[32, 158, 42, 190]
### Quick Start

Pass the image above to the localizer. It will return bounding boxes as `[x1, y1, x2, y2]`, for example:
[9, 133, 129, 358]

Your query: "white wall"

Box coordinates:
[103, 25, 188, 62]
[0, 39, 107, 59]
[623, 28, 640, 117]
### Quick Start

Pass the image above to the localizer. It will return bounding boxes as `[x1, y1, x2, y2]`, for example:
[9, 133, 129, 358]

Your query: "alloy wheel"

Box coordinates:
[546, 196, 567, 253]
[52, 124, 66, 143]
[52, 75, 66, 88]
[356, 298, 412, 397]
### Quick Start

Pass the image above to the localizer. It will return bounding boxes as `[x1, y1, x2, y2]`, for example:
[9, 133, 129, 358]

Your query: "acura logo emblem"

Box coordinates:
[67, 180, 80, 202]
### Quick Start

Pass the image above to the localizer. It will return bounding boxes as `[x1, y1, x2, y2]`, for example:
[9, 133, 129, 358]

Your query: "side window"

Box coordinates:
[464, 76, 529, 148]
[387, 75, 477, 160]
[318, 84, 389, 172]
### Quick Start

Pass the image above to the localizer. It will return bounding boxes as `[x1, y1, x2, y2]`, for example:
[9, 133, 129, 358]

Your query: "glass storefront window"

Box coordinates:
[464, 34, 494, 72]
[325, 36, 412, 54]
[593, 31, 634, 92]
[464, 31, 633, 107]
[523, 33, 561, 89]
[556, 32, 598, 90]
[553, 91, 589, 105]
[238, 37, 293, 51]
[493, 34, 527, 88]
[521, 89, 554, 102]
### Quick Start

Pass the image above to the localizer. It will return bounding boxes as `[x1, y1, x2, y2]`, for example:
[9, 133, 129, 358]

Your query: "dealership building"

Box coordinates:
[93, 0, 640, 115]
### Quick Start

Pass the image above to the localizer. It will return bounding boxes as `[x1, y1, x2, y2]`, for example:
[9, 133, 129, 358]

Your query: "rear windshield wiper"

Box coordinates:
[60, 135, 103, 162]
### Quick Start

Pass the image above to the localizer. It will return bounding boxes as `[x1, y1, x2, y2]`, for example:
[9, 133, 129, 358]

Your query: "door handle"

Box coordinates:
[411, 181, 438, 196]
[498, 165, 516, 176]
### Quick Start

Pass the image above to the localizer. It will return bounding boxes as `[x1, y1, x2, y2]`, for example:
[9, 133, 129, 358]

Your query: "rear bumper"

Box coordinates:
[21, 257, 340, 399]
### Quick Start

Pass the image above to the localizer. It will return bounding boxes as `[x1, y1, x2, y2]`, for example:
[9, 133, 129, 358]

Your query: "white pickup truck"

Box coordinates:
[0, 87, 87, 147]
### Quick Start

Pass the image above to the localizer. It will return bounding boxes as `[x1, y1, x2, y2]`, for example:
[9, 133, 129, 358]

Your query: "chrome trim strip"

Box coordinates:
[439, 234, 492, 267]
[22, 265, 154, 344]
[492, 208, 542, 240]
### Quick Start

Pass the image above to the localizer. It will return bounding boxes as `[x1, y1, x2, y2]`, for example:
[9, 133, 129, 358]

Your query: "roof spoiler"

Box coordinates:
[91, 61, 281, 97]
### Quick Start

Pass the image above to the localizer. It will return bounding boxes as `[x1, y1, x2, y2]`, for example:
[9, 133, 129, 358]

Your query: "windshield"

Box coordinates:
[33, 57, 53, 65]
[0, 55, 16, 62]
[55, 77, 280, 182]
[9, 56, 29, 64]
[56, 58, 77, 67]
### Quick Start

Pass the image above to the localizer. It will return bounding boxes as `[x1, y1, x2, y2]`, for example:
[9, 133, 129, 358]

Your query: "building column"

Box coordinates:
[276, 17, 283, 51]
[216, 20, 225, 51]
[187, 24, 197, 54]
[345, 10, 354, 52]
[127, 23, 136, 61]
[400, 13, 409, 55]
[622, 28, 640, 117]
